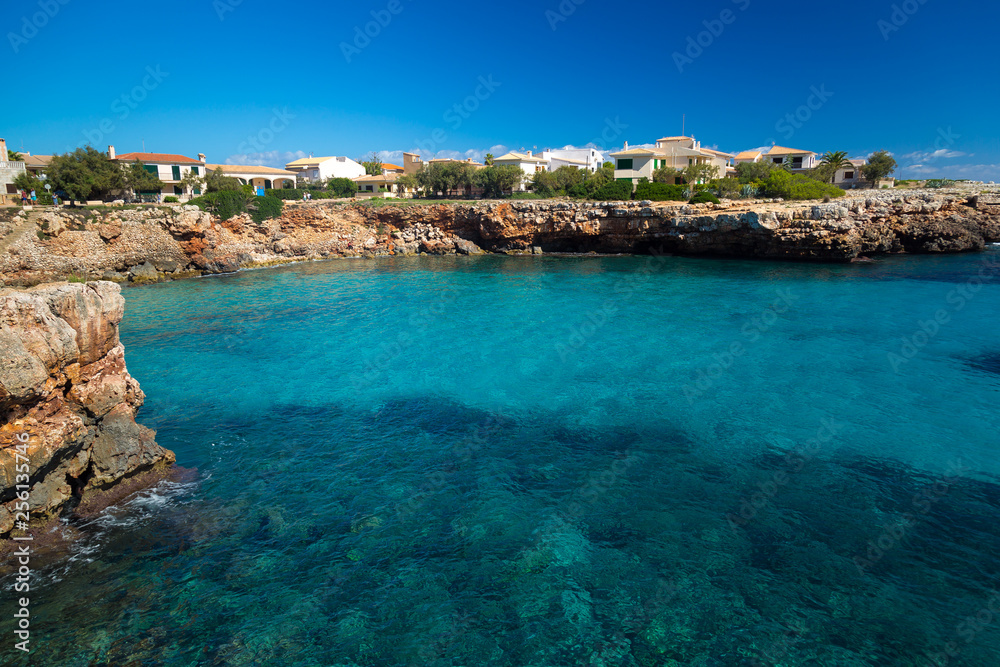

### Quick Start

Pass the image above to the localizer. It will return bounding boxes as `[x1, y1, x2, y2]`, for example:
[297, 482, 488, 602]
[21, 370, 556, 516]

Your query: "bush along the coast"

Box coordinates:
[189, 191, 284, 223]
[762, 169, 844, 200]
[635, 181, 687, 201]
[689, 191, 721, 205]
[591, 179, 634, 201]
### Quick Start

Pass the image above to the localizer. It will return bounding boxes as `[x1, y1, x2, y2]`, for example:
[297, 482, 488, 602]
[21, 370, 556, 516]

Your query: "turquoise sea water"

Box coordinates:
[5, 249, 1000, 666]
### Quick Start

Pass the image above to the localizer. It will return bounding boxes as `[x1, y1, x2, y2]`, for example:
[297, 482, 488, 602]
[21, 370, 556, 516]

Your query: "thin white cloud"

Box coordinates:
[901, 149, 968, 162]
[223, 150, 307, 168]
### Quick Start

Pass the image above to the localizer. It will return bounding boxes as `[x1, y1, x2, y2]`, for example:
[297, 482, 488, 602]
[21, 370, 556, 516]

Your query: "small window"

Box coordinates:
[844, 171, 855, 180]
[6, 184, 16, 194]
[792, 157, 803, 168]
[616, 159, 633, 170]
[172, 165, 181, 180]
[191, 166, 199, 176]
[174, 186, 182, 195]
[144, 165, 158, 175]
[773, 158, 783, 164]
[194, 187, 201, 195]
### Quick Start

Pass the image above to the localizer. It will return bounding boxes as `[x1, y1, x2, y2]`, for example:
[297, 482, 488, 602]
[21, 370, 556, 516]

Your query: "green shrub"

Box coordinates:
[688, 191, 721, 205]
[251, 196, 284, 223]
[635, 181, 686, 201]
[188, 190, 251, 220]
[163, 195, 180, 203]
[924, 179, 955, 189]
[328, 178, 357, 198]
[591, 180, 633, 201]
[762, 170, 844, 200]
[566, 183, 588, 199]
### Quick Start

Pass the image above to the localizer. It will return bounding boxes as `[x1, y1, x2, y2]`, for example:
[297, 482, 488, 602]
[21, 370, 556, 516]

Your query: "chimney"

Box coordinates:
[624, 141, 629, 150]
[198, 153, 206, 163]
[108, 145, 116, 159]
[0, 138, 7, 160]
[527, 150, 532, 157]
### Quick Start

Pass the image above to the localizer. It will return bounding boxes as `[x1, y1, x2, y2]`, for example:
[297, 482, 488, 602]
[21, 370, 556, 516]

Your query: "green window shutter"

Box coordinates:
[191, 166, 199, 176]
[144, 165, 157, 175]
[617, 159, 633, 170]
[172, 165, 181, 180]
[194, 187, 201, 195]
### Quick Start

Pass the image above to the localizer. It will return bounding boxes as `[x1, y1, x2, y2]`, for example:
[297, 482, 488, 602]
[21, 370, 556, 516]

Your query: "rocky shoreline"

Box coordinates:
[0, 191, 997, 287]
[0, 282, 174, 543]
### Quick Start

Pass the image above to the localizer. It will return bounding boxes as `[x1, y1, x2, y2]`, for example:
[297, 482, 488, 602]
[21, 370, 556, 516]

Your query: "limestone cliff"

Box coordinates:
[0, 191, 997, 286]
[0, 281, 173, 537]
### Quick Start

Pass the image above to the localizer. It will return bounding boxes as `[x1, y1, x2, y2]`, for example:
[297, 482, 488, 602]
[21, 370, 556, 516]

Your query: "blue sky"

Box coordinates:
[3, 0, 999, 180]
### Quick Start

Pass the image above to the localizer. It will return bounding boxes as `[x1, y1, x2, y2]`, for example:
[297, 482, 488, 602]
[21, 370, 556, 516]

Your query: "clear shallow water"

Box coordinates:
[5, 251, 1000, 666]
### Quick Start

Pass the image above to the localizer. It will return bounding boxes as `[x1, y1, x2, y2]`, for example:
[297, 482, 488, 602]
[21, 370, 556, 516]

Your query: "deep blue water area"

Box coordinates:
[5, 249, 1000, 666]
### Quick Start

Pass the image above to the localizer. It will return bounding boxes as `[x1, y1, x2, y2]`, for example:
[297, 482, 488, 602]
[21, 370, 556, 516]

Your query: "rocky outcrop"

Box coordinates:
[0, 281, 173, 537]
[1, 192, 998, 286]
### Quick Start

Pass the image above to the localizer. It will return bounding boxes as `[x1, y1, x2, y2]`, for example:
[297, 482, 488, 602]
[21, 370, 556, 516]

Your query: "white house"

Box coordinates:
[733, 150, 764, 164]
[110, 146, 206, 200]
[611, 136, 732, 186]
[540, 147, 605, 172]
[761, 145, 818, 171]
[0, 138, 27, 204]
[832, 159, 866, 188]
[492, 151, 549, 190]
[284, 155, 365, 183]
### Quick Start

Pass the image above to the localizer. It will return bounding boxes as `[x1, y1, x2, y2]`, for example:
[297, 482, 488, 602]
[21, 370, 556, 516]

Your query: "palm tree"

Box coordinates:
[484, 153, 494, 166]
[819, 151, 853, 184]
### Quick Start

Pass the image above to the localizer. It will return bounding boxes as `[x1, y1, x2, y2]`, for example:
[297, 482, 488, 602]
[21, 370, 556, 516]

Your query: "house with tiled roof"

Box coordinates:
[540, 147, 606, 173]
[22, 153, 53, 177]
[762, 145, 818, 171]
[611, 136, 732, 186]
[353, 172, 417, 198]
[493, 151, 548, 191]
[109, 145, 206, 200]
[205, 163, 297, 193]
[733, 150, 764, 164]
[284, 155, 365, 183]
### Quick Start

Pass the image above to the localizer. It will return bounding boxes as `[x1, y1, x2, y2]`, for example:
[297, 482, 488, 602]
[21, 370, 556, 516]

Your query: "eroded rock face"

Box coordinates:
[1, 193, 997, 287]
[0, 281, 174, 537]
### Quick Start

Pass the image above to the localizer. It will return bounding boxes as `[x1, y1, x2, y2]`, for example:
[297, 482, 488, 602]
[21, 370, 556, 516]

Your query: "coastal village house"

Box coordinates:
[110, 146, 206, 200]
[23, 153, 53, 177]
[541, 147, 606, 173]
[761, 145, 818, 171]
[284, 155, 365, 184]
[611, 136, 732, 187]
[0, 138, 28, 204]
[205, 163, 297, 193]
[493, 151, 548, 191]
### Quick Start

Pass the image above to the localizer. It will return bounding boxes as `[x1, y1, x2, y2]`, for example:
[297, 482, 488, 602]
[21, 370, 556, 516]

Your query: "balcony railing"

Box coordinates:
[0, 161, 26, 170]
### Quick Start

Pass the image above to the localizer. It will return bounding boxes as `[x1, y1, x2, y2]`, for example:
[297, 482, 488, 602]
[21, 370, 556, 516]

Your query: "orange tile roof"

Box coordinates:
[381, 163, 404, 171]
[114, 152, 202, 165]
[734, 150, 763, 161]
